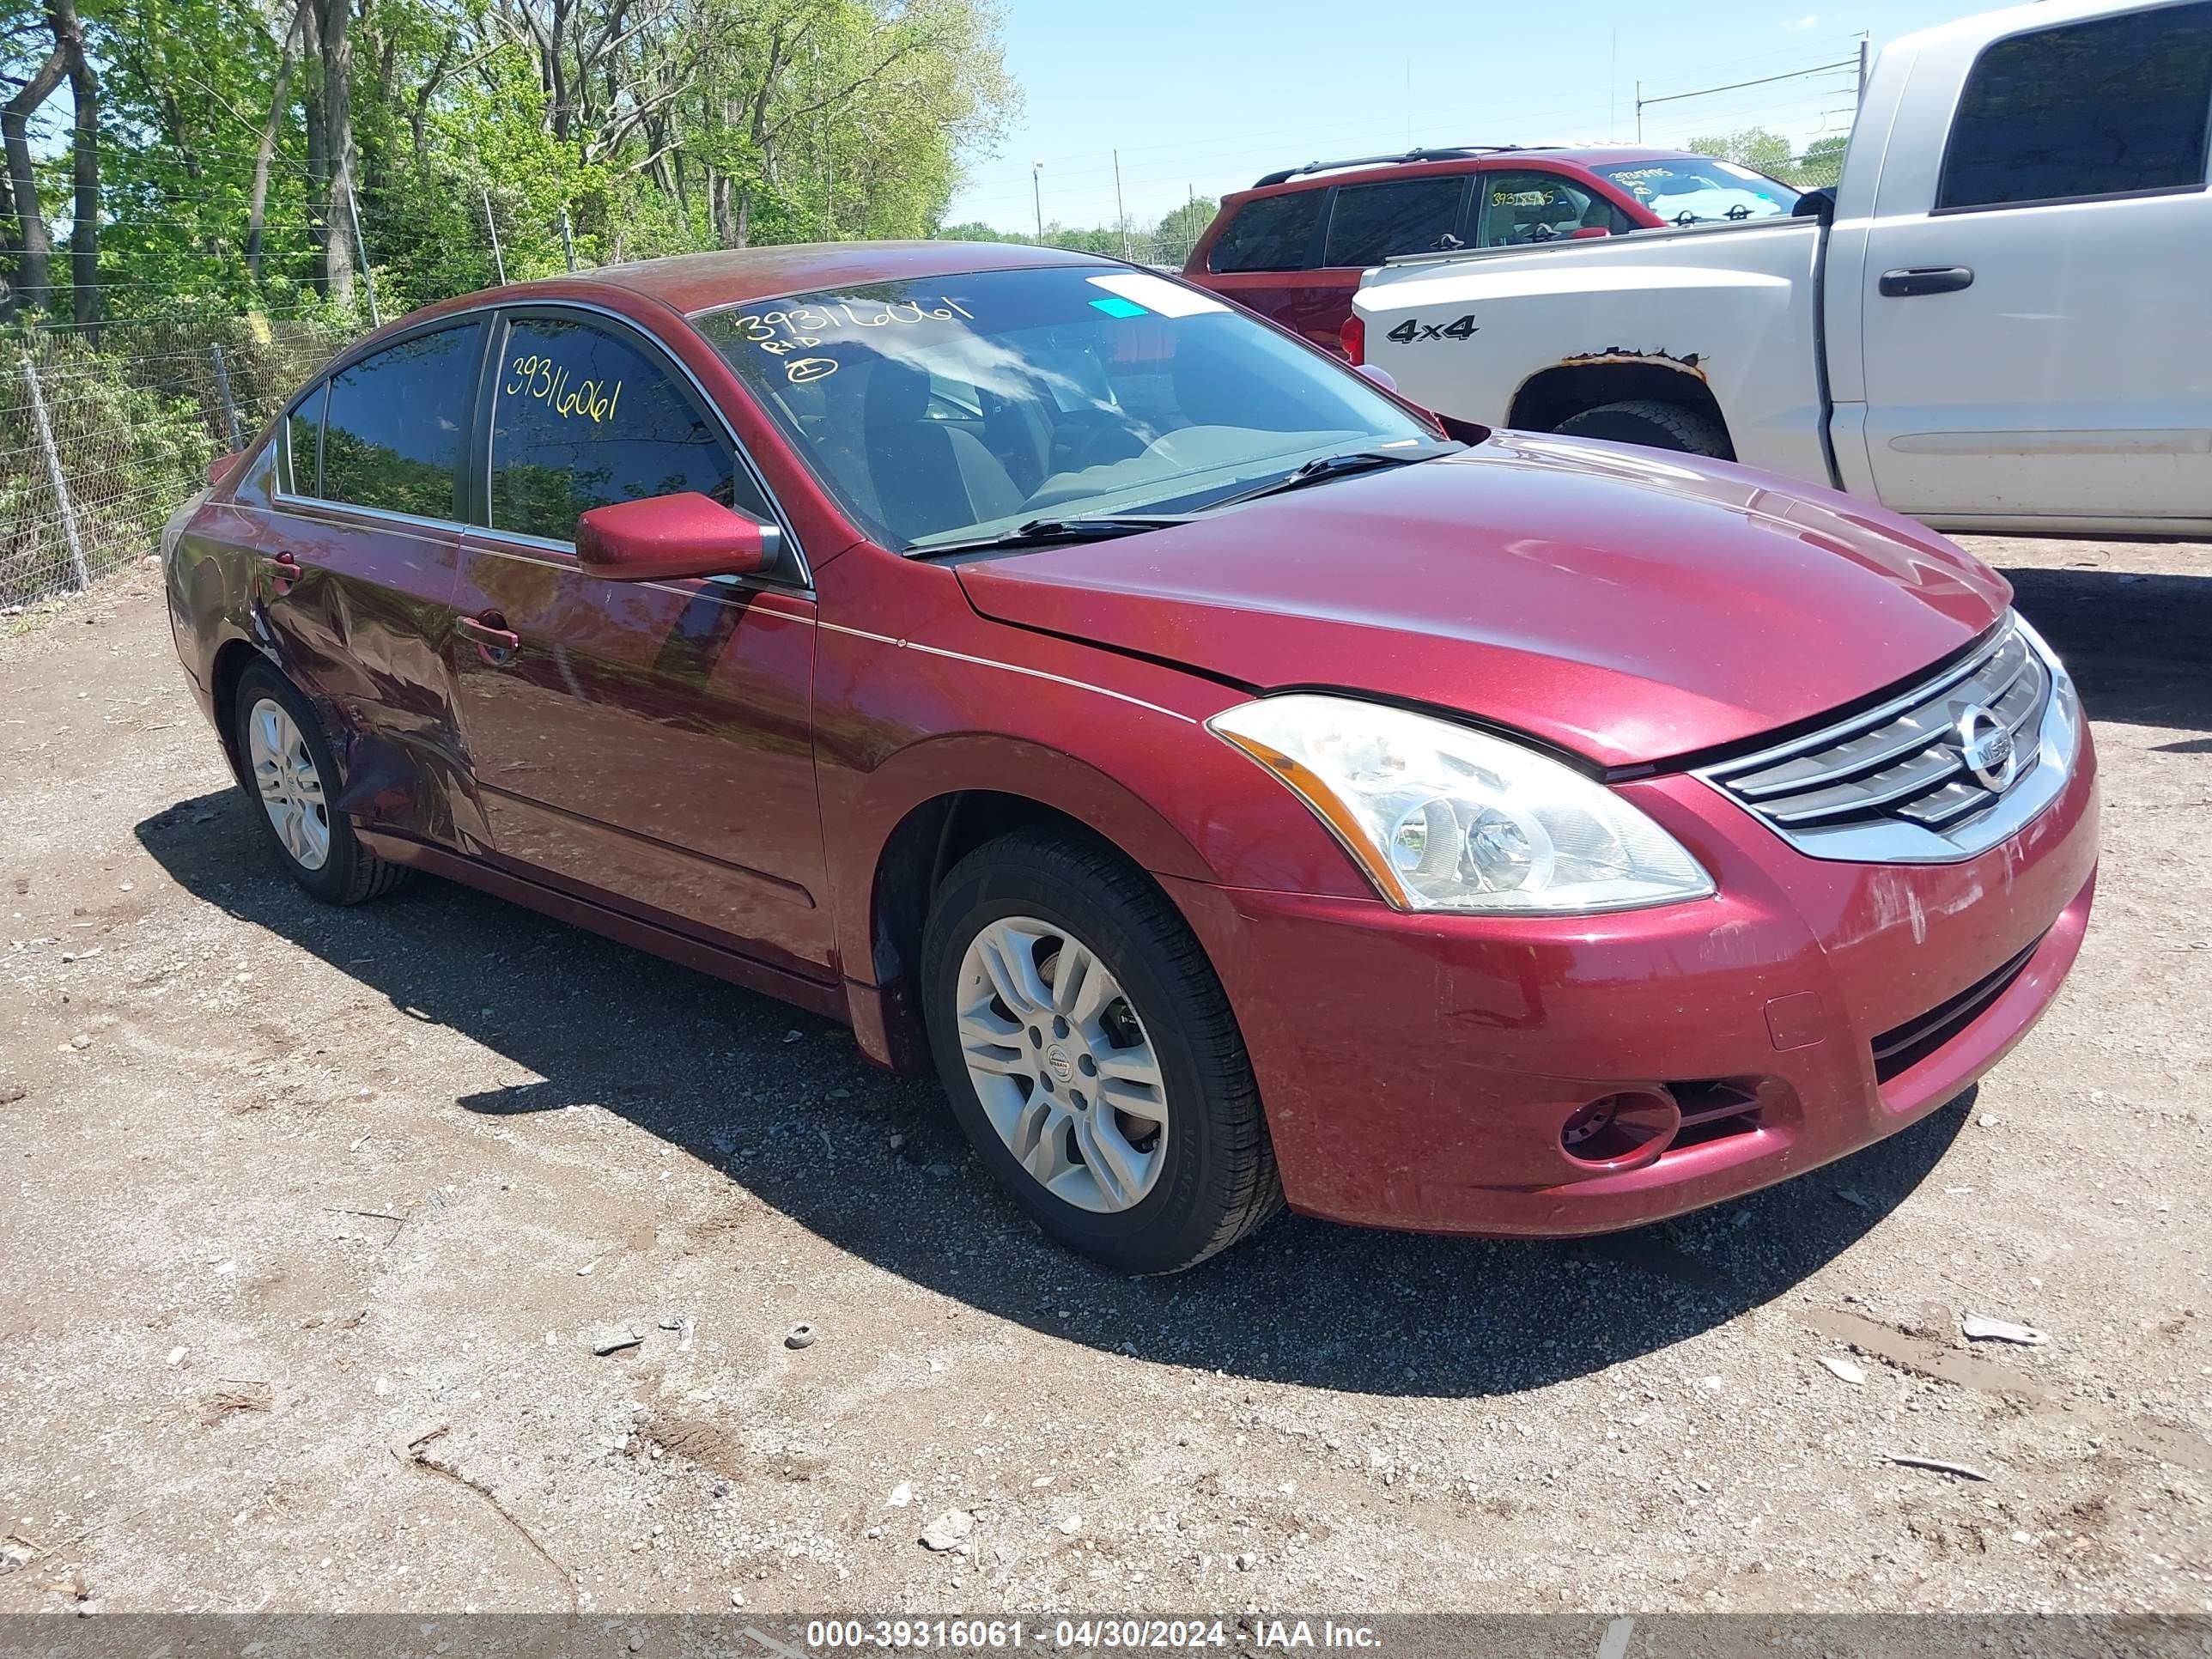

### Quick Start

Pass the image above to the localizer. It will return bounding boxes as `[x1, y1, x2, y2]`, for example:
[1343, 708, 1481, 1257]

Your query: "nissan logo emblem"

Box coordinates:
[1955, 704, 2018, 793]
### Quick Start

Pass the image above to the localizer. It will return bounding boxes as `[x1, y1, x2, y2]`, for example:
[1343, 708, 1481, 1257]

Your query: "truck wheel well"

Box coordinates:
[869, 791, 1154, 1073]
[1510, 361, 1731, 451]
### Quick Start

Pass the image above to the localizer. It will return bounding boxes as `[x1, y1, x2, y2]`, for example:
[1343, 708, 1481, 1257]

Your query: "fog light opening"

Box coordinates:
[1559, 1088, 1681, 1168]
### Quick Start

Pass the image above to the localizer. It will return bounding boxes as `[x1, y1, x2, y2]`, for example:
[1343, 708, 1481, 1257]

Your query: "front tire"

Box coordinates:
[921, 830, 1281, 1274]
[1555, 398, 1732, 459]
[231, 661, 409, 906]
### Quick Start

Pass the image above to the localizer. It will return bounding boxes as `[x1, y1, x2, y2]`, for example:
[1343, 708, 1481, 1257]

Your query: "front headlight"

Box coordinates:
[1208, 695, 1716, 915]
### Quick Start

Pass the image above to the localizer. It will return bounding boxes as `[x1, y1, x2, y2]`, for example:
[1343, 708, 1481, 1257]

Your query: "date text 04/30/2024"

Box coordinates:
[799, 1620, 1383, 1650]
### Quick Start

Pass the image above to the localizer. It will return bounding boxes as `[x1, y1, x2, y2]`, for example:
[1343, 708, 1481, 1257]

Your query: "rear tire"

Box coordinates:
[921, 830, 1281, 1274]
[231, 661, 409, 906]
[1555, 398, 1733, 459]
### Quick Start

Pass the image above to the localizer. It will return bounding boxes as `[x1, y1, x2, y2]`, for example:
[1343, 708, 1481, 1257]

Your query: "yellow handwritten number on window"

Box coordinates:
[504, 354, 623, 424]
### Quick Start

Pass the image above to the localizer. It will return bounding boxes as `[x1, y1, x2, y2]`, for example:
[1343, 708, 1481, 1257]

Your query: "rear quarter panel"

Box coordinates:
[1353, 219, 1832, 481]
[1186, 269, 1357, 350]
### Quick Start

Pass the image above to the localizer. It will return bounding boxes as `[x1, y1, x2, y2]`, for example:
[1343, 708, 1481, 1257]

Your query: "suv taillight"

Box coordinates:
[1339, 313, 1364, 364]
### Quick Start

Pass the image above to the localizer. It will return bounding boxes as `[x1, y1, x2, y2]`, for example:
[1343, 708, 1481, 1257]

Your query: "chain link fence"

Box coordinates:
[1776, 145, 1848, 191]
[0, 316, 359, 612]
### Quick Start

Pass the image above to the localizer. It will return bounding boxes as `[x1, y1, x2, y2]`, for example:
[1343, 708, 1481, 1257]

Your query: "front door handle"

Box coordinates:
[456, 611, 521, 664]
[269, 551, 302, 594]
[1879, 266, 1975, 297]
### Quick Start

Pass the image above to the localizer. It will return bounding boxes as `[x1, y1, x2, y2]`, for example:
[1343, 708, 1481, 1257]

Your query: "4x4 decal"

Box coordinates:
[1386, 313, 1479, 343]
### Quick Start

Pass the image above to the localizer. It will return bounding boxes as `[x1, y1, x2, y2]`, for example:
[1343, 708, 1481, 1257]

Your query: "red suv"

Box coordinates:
[1183, 145, 1802, 349]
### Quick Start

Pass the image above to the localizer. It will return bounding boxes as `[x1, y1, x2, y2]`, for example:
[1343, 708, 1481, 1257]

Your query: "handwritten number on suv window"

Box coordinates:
[1387, 313, 1480, 344]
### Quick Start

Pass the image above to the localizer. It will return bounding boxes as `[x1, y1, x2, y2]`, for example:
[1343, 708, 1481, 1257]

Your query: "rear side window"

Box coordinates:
[489, 316, 769, 543]
[1937, 2, 2212, 210]
[315, 322, 483, 519]
[1323, 178, 1468, 265]
[1208, 191, 1327, 272]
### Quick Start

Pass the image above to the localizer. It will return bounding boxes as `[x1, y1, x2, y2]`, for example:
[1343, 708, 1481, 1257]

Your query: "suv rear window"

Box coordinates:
[1937, 1, 2212, 210]
[1209, 191, 1326, 272]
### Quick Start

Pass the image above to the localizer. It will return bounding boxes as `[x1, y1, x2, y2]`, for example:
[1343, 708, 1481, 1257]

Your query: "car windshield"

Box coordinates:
[694, 266, 1444, 552]
[1590, 157, 1801, 226]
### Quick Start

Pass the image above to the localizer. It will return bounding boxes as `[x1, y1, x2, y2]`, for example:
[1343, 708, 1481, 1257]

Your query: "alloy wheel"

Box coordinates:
[246, 696, 331, 872]
[954, 915, 1169, 1213]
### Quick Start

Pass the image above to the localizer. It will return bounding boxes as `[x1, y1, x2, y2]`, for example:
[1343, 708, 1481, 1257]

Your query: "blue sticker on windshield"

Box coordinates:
[1088, 295, 1149, 319]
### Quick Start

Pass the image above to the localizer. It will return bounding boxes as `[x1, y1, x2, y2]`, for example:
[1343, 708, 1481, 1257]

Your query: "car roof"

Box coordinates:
[496, 240, 1121, 318]
[1233, 145, 1715, 199]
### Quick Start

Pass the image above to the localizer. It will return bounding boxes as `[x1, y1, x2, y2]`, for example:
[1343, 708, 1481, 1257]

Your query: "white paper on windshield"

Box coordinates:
[1085, 272, 1228, 318]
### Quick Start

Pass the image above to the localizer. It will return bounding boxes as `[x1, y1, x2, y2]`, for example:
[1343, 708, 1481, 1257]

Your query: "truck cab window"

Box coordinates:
[1937, 2, 2212, 210]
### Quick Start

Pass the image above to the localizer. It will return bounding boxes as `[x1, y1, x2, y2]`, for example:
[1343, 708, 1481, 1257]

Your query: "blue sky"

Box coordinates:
[944, 0, 1999, 233]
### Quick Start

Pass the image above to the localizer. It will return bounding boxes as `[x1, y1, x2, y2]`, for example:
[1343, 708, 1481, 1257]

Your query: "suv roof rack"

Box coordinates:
[1250, 145, 1554, 189]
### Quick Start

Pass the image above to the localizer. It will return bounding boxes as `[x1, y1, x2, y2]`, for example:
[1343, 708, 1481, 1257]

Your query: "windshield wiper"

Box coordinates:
[1206, 447, 1455, 509]
[909, 514, 1192, 557]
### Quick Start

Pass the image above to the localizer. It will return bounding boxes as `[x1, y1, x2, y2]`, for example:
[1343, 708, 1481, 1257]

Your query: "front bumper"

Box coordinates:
[1164, 725, 2100, 1237]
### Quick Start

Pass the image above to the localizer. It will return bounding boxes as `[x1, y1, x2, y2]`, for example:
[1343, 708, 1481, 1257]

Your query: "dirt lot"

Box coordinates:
[1, 535, 2208, 1619]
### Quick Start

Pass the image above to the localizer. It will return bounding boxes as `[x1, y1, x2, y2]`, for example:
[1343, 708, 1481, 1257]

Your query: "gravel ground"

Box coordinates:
[0, 535, 2207, 1619]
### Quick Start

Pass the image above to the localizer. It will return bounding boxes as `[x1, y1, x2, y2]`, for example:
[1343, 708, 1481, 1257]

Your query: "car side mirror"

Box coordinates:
[575, 492, 781, 583]
[1354, 362, 1398, 393]
[1793, 186, 1836, 225]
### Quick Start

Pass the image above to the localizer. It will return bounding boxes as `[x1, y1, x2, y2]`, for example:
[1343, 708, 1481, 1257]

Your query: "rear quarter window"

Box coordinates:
[1208, 191, 1327, 273]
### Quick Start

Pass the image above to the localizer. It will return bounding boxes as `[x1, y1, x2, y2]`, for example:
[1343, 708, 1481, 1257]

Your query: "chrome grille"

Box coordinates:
[1698, 615, 2080, 864]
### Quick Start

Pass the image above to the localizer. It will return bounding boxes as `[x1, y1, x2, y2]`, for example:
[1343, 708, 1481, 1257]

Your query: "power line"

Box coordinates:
[1637, 57, 1860, 112]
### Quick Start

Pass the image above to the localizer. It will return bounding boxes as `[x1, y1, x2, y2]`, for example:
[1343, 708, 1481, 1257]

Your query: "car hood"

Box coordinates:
[954, 434, 2012, 768]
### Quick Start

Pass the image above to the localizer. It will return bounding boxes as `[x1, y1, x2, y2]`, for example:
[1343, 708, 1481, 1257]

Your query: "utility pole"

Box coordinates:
[1635, 81, 1643, 143]
[1113, 149, 1128, 260]
[1610, 30, 1619, 138]
[1856, 35, 1870, 106]
[1031, 160, 1043, 239]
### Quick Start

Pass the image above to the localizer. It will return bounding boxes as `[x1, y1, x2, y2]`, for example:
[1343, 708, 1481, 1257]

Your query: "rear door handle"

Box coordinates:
[269, 550, 302, 594]
[456, 612, 521, 663]
[1880, 266, 1975, 297]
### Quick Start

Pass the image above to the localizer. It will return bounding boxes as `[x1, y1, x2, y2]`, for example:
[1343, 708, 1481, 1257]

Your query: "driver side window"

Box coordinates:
[1476, 172, 1619, 246]
[488, 316, 772, 543]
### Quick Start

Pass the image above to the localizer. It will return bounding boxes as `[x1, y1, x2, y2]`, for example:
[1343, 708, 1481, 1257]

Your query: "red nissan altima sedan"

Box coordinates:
[161, 241, 2097, 1273]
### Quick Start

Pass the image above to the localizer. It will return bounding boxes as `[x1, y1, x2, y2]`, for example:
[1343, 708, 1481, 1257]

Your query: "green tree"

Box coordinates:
[1787, 132, 1850, 186]
[0, 0, 1018, 327]
[1152, 195, 1216, 257]
[936, 218, 1031, 245]
[1686, 126, 1794, 174]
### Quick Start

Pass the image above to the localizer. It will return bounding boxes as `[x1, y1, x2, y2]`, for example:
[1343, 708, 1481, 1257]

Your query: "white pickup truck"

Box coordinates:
[1351, 0, 2212, 538]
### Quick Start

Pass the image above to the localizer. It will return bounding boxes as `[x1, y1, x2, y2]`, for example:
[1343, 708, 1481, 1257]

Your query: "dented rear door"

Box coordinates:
[257, 318, 489, 845]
